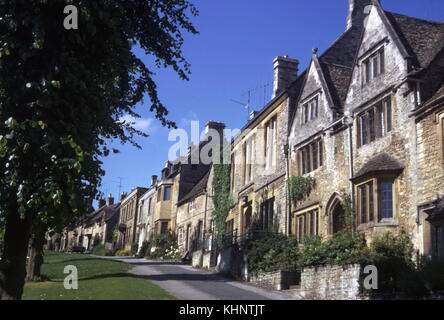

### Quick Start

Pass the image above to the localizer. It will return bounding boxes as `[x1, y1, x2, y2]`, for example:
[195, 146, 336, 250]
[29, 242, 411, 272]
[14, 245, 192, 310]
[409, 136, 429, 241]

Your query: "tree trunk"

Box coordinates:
[0, 209, 31, 300]
[26, 226, 46, 282]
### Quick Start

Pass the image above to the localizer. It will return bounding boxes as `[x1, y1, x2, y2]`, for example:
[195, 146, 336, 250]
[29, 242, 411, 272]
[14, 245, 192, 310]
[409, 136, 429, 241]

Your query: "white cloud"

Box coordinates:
[120, 114, 155, 133]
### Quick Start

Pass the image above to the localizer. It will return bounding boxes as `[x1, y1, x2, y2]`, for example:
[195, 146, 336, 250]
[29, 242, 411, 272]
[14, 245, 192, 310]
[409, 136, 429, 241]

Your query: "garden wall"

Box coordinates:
[299, 264, 362, 300]
[216, 245, 248, 279]
[249, 271, 300, 291]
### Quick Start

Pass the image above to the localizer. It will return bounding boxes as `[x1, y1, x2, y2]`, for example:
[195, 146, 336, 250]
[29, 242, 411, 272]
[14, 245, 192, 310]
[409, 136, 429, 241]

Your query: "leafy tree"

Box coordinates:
[0, 0, 198, 299]
[212, 161, 233, 247]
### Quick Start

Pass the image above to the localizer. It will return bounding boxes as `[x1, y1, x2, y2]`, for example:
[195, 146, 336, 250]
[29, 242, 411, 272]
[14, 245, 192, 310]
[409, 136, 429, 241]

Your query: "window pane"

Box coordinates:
[366, 60, 371, 83]
[376, 103, 384, 137]
[304, 104, 309, 123]
[164, 187, 171, 200]
[360, 185, 367, 224]
[386, 99, 392, 132]
[369, 109, 376, 142]
[380, 50, 385, 74]
[369, 182, 374, 222]
[373, 56, 379, 78]
[380, 181, 393, 219]
[312, 142, 318, 170]
[361, 114, 368, 146]
[319, 140, 323, 166]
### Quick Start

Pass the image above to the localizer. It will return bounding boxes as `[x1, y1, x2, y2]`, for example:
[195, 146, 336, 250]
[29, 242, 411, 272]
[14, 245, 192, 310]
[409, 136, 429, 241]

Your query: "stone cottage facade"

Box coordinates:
[286, 0, 444, 258]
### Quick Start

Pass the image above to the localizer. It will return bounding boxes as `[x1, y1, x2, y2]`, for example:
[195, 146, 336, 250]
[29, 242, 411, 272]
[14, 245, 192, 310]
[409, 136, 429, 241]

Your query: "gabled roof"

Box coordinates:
[352, 153, 404, 181]
[384, 11, 444, 69]
[177, 168, 211, 206]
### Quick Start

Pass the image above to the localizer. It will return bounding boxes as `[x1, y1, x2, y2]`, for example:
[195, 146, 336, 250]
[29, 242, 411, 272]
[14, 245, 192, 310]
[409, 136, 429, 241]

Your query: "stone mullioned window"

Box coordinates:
[357, 96, 392, 147]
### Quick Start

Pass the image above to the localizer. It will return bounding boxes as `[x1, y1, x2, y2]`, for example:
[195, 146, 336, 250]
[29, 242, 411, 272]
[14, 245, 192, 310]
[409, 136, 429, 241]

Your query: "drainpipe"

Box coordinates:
[347, 116, 356, 236]
[284, 143, 291, 236]
[203, 190, 208, 250]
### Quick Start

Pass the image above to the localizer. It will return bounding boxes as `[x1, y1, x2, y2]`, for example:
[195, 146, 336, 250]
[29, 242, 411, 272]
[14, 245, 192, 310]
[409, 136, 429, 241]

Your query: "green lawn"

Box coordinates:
[22, 251, 176, 300]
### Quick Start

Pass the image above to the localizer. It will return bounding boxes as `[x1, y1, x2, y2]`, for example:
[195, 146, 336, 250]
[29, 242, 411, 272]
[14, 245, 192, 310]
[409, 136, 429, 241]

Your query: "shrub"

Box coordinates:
[92, 244, 106, 256]
[145, 232, 180, 261]
[298, 232, 367, 268]
[418, 260, 444, 293]
[138, 241, 150, 258]
[115, 249, 132, 257]
[131, 243, 139, 255]
[366, 230, 415, 293]
[244, 232, 299, 275]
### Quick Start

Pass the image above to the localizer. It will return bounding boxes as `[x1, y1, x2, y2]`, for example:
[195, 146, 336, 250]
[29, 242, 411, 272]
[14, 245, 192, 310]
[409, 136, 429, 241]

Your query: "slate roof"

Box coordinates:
[177, 168, 211, 205]
[85, 203, 120, 226]
[424, 80, 444, 107]
[384, 11, 444, 69]
[352, 153, 404, 181]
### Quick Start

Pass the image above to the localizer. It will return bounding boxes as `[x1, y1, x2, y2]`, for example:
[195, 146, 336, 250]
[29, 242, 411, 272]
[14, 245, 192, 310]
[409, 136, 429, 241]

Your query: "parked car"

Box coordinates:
[70, 244, 86, 253]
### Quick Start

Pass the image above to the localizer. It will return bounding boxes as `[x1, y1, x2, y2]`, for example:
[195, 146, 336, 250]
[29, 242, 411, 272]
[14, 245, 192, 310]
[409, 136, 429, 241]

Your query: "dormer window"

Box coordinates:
[361, 48, 385, 85]
[358, 96, 392, 147]
[302, 96, 319, 124]
[298, 138, 323, 175]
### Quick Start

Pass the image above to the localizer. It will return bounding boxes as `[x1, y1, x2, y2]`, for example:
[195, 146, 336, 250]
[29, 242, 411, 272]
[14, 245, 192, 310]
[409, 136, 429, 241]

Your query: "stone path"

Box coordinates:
[105, 257, 298, 300]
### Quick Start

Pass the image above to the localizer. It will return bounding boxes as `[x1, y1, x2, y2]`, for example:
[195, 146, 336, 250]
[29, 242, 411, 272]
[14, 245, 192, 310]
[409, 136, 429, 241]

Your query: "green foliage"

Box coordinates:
[138, 241, 150, 258]
[93, 234, 102, 247]
[0, 0, 198, 298]
[244, 232, 299, 275]
[115, 249, 132, 257]
[131, 243, 139, 255]
[145, 232, 180, 261]
[418, 260, 444, 293]
[212, 161, 233, 247]
[298, 232, 368, 268]
[365, 230, 415, 293]
[91, 244, 115, 256]
[287, 176, 315, 203]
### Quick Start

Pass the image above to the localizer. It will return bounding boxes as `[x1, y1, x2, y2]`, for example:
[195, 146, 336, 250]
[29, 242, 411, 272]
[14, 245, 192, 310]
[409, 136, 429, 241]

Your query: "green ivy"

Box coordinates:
[212, 159, 233, 247]
[287, 176, 315, 203]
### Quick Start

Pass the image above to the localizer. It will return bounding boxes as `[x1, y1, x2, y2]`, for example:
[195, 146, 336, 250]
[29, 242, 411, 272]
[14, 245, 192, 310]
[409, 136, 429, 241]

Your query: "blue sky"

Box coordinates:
[97, 0, 444, 204]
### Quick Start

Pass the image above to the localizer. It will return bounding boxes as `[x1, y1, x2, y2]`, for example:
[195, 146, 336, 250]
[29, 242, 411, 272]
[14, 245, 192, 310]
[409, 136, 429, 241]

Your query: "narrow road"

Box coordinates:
[108, 257, 297, 300]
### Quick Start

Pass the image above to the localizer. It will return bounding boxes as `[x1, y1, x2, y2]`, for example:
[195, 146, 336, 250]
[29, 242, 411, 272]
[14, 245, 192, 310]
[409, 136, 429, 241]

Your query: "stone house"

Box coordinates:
[117, 187, 148, 250]
[61, 195, 120, 251]
[228, 55, 298, 243]
[175, 167, 214, 255]
[287, 0, 444, 258]
[136, 178, 157, 252]
[151, 121, 225, 240]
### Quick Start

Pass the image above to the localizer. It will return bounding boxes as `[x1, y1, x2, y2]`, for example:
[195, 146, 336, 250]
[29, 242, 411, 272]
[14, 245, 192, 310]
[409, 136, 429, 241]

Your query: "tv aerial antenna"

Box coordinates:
[112, 177, 125, 198]
[230, 89, 252, 121]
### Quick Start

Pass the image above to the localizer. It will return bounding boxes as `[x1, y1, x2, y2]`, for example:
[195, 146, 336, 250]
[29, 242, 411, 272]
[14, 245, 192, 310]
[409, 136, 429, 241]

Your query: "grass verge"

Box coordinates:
[22, 251, 176, 300]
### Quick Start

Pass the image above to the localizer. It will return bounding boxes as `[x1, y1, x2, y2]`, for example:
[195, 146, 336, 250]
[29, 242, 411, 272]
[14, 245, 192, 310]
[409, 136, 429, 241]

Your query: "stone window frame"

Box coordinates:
[360, 45, 385, 86]
[264, 117, 277, 170]
[301, 94, 320, 125]
[436, 110, 444, 164]
[355, 175, 399, 230]
[163, 186, 172, 201]
[189, 198, 196, 212]
[357, 95, 392, 148]
[177, 227, 185, 246]
[259, 197, 275, 231]
[243, 135, 255, 185]
[297, 138, 324, 175]
[292, 205, 320, 242]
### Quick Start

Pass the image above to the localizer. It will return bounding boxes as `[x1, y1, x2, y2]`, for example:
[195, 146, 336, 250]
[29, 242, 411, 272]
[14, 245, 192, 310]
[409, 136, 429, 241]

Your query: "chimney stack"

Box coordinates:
[273, 56, 299, 98]
[249, 111, 258, 121]
[98, 198, 106, 208]
[120, 192, 127, 202]
[346, 0, 375, 31]
[107, 194, 114, 206]
[151, 175, 158, 186]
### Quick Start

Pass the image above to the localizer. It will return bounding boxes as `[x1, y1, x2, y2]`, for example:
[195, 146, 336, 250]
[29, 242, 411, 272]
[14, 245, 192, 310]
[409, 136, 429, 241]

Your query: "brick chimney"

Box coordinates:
[98, 198, 106, 208]
[107, 194, 114, 206]
[120, 192, 127, 202]
[346, 0, 376, 30]
[273, 56, 299, 98]
[151, 175, 158, 186]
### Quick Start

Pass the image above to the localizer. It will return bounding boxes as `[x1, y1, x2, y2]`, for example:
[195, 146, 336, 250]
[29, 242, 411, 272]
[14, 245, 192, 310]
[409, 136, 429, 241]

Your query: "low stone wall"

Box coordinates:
[249, 271, 300, 291]
[192, 250, 203, 268]
[216, 245, 248, 279]
[299, 264, 362, 300]
[202, 251, 213, 269]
